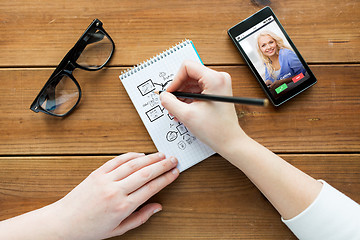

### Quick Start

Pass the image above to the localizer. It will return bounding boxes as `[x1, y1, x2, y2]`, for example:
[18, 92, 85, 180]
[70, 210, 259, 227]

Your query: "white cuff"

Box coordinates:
[282, 180, 360, 240]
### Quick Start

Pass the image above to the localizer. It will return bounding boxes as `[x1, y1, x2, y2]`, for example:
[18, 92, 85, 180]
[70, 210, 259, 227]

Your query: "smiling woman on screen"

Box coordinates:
[257, 31, 306, 90]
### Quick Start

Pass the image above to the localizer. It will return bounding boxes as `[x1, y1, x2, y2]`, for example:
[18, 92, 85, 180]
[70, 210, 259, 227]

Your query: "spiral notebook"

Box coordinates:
[119, 40, 215, 172]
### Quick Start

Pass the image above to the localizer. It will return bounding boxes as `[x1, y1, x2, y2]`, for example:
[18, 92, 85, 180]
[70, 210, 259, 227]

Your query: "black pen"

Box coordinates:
[154, 90, 269, 107]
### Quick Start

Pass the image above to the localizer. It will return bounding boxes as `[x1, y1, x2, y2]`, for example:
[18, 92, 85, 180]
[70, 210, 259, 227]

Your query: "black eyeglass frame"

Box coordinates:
[30, 19, 115, 117]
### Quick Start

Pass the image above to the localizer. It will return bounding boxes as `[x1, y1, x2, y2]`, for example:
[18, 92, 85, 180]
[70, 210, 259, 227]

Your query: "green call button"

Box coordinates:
[275, 83, 288, 94]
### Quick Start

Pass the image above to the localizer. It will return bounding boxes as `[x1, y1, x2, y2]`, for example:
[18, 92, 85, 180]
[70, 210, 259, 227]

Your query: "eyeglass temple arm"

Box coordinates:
[86, 31, 105, 44]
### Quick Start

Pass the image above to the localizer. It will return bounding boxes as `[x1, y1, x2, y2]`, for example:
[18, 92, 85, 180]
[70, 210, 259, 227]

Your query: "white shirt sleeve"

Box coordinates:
[282, 180, 360, 240]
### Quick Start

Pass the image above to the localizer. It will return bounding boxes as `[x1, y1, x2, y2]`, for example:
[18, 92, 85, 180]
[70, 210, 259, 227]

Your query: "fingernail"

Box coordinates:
[158, 152, 165, 159]
[159, 91, 165, 100]
[172, 168, 179, 175]
[170, 156, 177, 164]
[153, 208, 162, 214]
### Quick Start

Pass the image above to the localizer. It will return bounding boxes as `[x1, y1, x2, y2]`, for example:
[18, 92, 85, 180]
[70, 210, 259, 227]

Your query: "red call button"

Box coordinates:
[292, 72, 304, 83]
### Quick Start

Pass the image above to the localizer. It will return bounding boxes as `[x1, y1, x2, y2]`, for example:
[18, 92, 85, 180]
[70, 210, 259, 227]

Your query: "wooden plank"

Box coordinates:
[0, 154, 359, 239]
[0, 0, 358, 67]
[0, 65, 359, 155]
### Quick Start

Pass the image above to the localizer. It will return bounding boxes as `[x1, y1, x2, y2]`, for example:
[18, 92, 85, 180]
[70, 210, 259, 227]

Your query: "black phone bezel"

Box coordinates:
[228, 7, 317, 106]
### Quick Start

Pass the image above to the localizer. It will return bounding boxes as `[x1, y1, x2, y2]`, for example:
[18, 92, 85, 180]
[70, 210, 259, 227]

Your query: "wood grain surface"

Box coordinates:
[0, 0, 359, 67]
[0, 0, 359, 239]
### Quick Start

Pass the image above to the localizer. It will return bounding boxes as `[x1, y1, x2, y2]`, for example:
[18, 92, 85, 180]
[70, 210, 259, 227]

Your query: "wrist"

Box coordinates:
[216, 127, 251, 159]
[217, 130, 266, 171]
[45, 199, 73, 240]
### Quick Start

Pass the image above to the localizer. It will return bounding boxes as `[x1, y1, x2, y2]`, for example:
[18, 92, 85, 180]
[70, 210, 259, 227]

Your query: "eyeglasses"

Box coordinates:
[30, 19, 115, 117]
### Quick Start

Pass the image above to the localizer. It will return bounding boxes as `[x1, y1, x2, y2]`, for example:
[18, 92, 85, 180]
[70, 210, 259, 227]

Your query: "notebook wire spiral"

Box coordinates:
[120, 39, 191, 80]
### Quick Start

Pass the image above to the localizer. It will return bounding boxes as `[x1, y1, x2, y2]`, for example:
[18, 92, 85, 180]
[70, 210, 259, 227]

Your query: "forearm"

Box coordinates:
[0, 201, 65, 239]
[220, 133, 322, 220]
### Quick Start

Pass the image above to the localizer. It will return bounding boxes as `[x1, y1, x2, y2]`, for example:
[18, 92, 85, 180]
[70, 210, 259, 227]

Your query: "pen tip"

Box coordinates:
[264, 99, 269, 107]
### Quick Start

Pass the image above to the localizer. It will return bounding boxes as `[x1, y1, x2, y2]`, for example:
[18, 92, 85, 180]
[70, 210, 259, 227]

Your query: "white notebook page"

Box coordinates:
[120, 40, 214, 172]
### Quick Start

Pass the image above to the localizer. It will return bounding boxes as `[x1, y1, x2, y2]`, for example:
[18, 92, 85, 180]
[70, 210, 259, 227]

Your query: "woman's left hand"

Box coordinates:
[269, 80, 282, 90]
[54, 152, 179, 240]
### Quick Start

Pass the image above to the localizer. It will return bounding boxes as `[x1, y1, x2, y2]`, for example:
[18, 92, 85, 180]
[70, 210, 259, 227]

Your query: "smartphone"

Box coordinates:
[228, 7, 316, 106]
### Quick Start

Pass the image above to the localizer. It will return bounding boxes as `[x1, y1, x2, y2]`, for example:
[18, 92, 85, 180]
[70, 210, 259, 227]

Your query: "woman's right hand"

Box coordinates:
[160, 61, 247, 154]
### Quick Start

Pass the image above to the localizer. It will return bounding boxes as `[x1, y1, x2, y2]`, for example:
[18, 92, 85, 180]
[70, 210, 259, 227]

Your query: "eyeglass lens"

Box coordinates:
[40, 74, 79, 116]
[76, 30, 113, 69]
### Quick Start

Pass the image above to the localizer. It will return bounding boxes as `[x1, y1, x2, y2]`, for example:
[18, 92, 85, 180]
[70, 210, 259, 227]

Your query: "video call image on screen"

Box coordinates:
[236, 17, 309, 97]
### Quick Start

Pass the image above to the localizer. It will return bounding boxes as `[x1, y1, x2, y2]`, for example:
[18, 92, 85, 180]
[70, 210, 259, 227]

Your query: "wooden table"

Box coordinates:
[0, 0, 359, 239]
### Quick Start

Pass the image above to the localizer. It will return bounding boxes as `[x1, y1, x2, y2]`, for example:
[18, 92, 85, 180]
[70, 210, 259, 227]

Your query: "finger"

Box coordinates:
[166, 60, 208, 92]
[110, 203, 162, 237]
[98, 152, 145, 173]
[160, 91, 190, 122]
[128, 167, 179, 205]
[120, 156, 178, 194]
[177, 79, 203, 94]
[109, 152, 166, 181]
[200, 71, 233, 95]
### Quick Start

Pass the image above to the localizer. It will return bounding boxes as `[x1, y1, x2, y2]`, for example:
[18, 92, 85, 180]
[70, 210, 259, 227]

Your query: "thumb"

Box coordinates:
[160, 91, 188, 120]
[111, 203, 162, 237]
